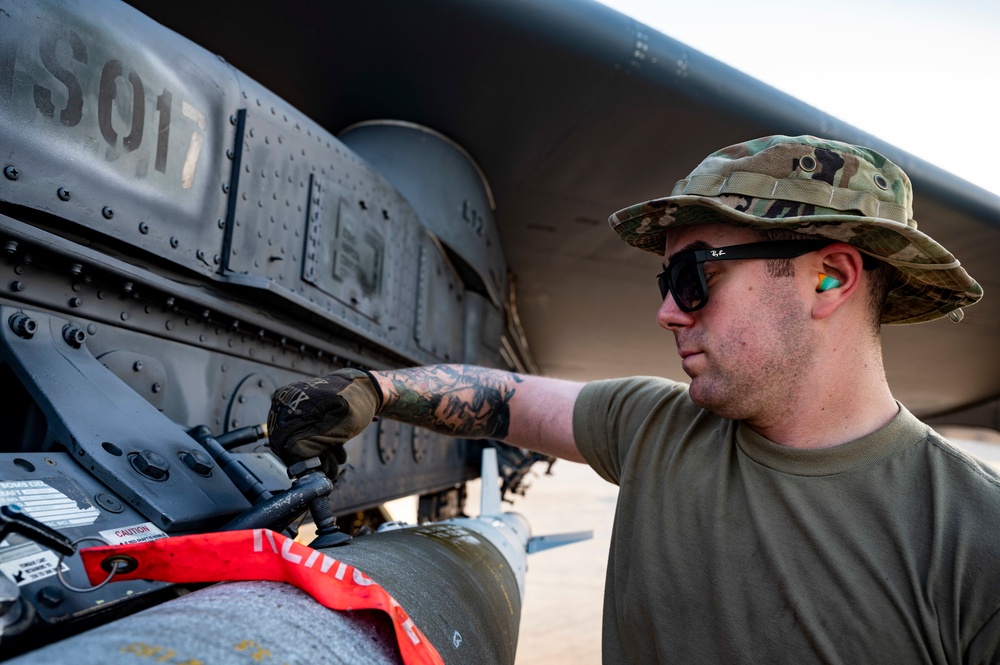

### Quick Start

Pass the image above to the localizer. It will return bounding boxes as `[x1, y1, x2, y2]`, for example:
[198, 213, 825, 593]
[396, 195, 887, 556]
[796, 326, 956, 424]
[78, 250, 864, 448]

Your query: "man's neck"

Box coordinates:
[745, 345, 899, 449]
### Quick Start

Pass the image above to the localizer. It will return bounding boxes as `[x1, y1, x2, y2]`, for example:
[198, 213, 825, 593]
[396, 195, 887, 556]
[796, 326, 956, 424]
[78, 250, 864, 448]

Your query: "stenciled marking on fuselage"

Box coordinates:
[0, 24, 206, 189]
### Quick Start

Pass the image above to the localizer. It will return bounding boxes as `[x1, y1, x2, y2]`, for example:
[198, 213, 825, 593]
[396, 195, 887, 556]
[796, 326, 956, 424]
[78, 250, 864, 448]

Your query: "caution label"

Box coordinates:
[0, 549, 65, 586]
[99, 522, 167, 545]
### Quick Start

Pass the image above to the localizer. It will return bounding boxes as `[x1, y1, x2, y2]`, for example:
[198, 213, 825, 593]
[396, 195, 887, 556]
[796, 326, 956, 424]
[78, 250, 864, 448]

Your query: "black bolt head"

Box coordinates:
[131, 450, 169, 480]
[181, 449, 215, 476]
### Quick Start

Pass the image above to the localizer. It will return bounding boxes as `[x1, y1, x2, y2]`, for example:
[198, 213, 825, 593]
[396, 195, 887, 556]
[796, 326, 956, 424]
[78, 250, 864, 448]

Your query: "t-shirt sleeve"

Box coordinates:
[572, 376, 689, 485]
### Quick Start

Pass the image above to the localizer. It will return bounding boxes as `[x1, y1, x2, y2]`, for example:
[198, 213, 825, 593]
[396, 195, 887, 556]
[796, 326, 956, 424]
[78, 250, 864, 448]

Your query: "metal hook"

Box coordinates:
[56, 537, 128, 593]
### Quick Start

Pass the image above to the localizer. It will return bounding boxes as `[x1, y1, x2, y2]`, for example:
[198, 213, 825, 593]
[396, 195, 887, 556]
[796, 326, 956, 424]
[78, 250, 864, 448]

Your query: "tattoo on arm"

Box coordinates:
[379, 365, 523, 439]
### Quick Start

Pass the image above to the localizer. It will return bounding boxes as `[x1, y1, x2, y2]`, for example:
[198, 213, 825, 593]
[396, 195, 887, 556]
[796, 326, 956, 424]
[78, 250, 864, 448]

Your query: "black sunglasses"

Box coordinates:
[657, 239, 832, 312]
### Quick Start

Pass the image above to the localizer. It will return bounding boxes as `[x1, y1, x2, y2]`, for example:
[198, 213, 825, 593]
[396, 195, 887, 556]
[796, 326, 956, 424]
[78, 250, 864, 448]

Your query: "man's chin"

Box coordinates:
[688, 381, 742, 420]
[687, 380, 713, 409]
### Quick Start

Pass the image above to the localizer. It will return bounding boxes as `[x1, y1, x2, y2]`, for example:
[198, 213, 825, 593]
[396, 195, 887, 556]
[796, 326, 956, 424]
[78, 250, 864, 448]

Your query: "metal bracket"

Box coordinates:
[0, 306, 250, 531]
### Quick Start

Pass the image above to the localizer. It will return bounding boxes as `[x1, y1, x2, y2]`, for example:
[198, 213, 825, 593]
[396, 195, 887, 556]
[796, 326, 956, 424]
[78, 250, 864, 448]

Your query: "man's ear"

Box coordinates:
[810, 243, 865, 320]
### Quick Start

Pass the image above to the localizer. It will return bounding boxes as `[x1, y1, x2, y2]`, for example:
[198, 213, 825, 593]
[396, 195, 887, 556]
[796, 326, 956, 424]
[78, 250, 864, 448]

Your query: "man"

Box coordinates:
[269, 135, 1000, 663]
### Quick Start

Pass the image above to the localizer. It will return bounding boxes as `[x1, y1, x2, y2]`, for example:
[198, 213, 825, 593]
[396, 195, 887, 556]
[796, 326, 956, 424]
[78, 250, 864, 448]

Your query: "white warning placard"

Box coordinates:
[0, 549, 64, 586]
[0, 480, 100, 528]
[99, 522, 167, 545]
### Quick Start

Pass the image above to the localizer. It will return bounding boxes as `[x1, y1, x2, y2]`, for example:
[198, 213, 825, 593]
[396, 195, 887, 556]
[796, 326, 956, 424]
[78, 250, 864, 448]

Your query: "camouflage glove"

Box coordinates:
[267, 368, 383, 478]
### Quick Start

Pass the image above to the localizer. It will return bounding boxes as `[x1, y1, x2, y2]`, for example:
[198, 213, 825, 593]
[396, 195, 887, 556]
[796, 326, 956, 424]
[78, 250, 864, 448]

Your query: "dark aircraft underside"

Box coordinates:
[126, 0, 1000, 426]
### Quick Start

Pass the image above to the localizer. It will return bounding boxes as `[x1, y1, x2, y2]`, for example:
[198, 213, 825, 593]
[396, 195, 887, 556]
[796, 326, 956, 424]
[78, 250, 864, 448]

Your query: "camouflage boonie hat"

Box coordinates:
[609, 135, 983, 324]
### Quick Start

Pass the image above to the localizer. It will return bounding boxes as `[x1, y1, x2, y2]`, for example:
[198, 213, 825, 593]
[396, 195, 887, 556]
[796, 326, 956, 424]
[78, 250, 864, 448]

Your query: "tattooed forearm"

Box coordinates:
[377, 365, 524, 440]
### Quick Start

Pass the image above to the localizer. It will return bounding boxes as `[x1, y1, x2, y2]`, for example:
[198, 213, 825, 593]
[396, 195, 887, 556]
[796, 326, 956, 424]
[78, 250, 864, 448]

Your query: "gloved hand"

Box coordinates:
[267, 368, 383, 478]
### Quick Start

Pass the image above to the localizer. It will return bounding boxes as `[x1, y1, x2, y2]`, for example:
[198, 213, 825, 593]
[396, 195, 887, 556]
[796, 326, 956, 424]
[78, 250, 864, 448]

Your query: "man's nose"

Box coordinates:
[656, 292, 695, 330]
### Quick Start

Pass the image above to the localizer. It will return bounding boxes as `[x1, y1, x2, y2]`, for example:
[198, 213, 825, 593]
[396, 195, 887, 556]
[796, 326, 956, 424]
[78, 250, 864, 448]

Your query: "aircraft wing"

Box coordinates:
[125, 0, 1000, 424]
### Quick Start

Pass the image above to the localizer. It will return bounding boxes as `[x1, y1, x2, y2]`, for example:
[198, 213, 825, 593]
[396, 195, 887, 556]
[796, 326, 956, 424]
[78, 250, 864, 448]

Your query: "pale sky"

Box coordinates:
[597, 0, 1000, 197]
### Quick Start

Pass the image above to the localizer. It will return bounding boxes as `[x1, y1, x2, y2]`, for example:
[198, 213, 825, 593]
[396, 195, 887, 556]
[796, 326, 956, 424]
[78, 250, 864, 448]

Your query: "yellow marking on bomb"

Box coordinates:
[118, 642, 203, 665]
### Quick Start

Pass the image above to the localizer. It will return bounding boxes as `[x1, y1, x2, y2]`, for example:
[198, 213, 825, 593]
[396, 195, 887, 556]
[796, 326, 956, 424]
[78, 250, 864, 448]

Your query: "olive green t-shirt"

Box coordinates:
[573, 376, 1000, 664]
